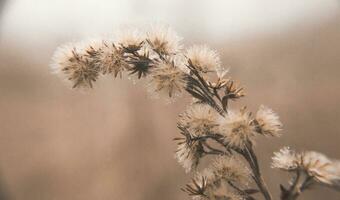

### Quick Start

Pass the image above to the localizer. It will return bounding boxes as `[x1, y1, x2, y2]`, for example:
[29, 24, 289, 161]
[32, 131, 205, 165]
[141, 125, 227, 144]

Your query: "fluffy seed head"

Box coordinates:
[179, 104, 219, 137]
[271, 146, 299, 171]
[187, 169, 243, 200]
[93, 41, 129, 77]
[211, 156, 250, 185]
[299, 151, 340, 187]
[219, 109, 256, 149]
[147, 24, 182, 55]
[175, 140, 203, 173]
[148, 61, 186, 99]
[255, 105, 282, 137]
[272, 148, 340, 189]
[51, 43, 100, 89]
[115, 28, 144, 53]
[186, 45, 221, 73]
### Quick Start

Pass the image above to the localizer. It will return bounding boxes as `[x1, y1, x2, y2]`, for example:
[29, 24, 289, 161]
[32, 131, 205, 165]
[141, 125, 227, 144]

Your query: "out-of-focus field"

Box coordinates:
[0, 4, 340, 200]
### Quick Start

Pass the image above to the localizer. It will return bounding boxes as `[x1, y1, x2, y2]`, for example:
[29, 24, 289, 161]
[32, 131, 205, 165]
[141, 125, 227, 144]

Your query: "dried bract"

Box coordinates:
[128, 50, 153, 79]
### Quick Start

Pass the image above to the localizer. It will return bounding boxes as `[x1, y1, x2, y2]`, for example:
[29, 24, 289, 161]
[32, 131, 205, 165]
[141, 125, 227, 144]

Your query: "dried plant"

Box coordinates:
[50, 25, 340, 200]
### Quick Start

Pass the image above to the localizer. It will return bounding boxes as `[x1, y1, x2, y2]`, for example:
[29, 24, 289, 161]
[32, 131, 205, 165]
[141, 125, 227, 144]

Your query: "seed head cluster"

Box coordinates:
[272, 147, 340, 190]
[51, 24, 340, 200]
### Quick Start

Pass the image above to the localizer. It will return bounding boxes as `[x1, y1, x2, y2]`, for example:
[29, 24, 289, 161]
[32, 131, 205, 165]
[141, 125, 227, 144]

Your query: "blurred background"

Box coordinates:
[0, 0, 340, 199]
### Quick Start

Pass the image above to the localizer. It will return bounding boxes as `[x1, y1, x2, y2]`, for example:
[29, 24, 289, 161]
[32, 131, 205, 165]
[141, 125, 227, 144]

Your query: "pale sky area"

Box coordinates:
[0, 0, 339, 46]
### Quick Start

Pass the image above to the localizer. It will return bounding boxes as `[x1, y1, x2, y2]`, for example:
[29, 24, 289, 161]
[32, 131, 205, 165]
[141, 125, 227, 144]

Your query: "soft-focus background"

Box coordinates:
[0, 0, 340, 199]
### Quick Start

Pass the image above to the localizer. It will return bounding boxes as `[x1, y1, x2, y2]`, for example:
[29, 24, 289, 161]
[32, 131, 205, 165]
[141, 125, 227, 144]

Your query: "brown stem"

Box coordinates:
[243, 144, 273, 200]
[280, 173, 313, 200]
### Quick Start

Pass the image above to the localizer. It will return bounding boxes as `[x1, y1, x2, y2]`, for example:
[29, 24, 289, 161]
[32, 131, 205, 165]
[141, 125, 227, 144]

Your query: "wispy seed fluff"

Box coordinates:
[146, 24, 182, 55]
[211, 156, 250, 186]
[186, 45, 221, 74]
[51, 43, 100, 89]
[179, 104, 219, 137]
[219, 110, 256, 149]
[271, 146, 298, 171]
[190, 168, 244, 200]
[148, 61, 186, 99]
[175, 140, 203, 173]
[272, 147, 340, 189]
[115, 28, 145, 52]
[94, 41, 129, 77]
[300, 151, 340, 187]
[255, 105, 282, 137]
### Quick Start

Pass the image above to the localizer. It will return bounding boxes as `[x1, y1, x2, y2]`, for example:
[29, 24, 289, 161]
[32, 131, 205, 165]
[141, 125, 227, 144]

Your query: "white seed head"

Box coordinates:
[179, 104, 219, 137]
[115, 27, 144, 51]
[51, 42, 100, 89]
[190, 168, 244, 200]
[211, 156, 250, 186]
[255, 105, 282, 137]
[148, 61, 186, 100]
[271, 146, 299, 171]
[186, 45, 221, 74]
[175, 141, 202, 173]
[147, 24, 182, 55]
[219, 110, 255, 149]
[94, 41, 129, 77]
[300, 151, 340, 187]
[273, 148, 340, 189]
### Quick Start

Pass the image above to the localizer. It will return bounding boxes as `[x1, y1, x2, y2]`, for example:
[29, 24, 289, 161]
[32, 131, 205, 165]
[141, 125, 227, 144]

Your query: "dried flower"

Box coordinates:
[179, 104, 219, 137]
[184, 169, 244, 200]
[93, 41, 129, 77]
[273, 147, 340, 190]
[182, 155, 250, 199]
[299, 151, 340, 187]
[146, 24, 182, 55]
[128, 49, 153, 79]
[219, 109, 256, 149]
[255, 105, 282, 137]
[186, 45, 221, 73]
[115, 28, 144, 53]
[51, 43, 100, 89]
[224, 80, 245, 100]
[211, 156, 250, 186]
[175, 138, 204, 173]
[148, 61, 186, 98]
[271, 147, 298, 171]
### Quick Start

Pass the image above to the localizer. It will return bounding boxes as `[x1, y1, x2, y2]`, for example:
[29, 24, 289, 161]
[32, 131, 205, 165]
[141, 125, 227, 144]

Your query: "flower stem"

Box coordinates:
[243, 143, 273, 200]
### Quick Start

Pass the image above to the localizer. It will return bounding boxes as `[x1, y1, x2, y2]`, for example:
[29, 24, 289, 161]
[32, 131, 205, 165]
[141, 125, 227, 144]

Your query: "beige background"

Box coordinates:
[0, 1, 340, 199]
